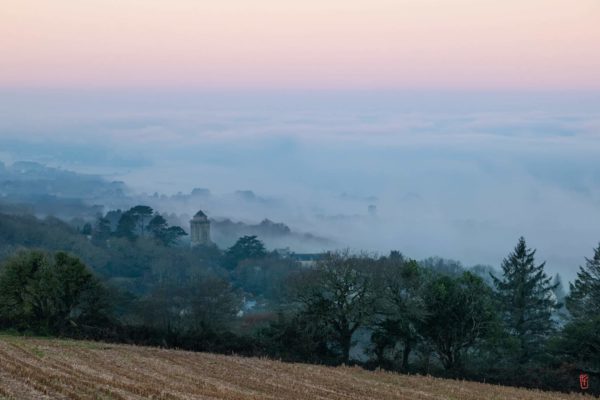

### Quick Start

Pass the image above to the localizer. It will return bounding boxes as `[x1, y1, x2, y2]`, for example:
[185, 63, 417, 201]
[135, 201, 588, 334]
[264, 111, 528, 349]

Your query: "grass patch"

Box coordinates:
[30, 346, 45, 358]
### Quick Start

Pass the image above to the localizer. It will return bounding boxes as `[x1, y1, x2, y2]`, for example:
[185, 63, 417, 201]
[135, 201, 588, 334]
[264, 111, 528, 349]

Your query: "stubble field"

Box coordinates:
[0, 336, 586, 400]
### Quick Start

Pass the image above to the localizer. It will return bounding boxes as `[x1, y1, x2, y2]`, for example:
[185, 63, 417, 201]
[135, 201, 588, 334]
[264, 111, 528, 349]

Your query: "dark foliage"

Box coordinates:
[492, 237, 559, 365]
[224, 235, 267, 269]
[0, 250, 112, 335]
[0, 212, 598, 395]
[567, 243, 600, 321]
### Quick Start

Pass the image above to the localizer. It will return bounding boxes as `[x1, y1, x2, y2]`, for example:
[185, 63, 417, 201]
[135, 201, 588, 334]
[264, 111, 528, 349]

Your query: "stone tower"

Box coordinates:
[190, 210, 211, 247]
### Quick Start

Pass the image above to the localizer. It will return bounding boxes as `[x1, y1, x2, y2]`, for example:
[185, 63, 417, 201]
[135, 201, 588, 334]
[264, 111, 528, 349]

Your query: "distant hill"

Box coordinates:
[211, 217, 334, 250]
[0, 336, 582, 400]
[0, 161, 127, 219]
[0, 162, 334, 252]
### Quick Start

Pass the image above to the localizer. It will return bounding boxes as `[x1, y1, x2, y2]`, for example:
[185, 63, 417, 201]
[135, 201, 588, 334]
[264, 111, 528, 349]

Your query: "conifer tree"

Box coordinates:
[128, 205, 154, 236]
[92, 216, 112, 244]
[148, 214, 168, 240]
[115, 211, 136, 240]
[567, 243, 600, 321]
[492, 237, 557, 364]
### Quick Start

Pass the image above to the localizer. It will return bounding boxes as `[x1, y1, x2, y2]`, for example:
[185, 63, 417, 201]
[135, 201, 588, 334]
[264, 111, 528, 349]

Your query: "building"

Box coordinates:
[190, 210, 211, 247]
[292, 253, 322, 268]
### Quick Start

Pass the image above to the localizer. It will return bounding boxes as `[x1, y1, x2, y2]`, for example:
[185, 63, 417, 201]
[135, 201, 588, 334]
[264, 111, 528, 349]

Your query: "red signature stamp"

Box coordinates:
[580, 373, 589, 390]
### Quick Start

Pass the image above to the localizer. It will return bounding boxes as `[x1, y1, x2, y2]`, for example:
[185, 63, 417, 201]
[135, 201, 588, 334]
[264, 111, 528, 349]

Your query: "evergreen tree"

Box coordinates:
[146, 215, 187, 246]
[115, 211, 136, 240]
[566, 243, 600, 321]
[148, 214, 168, 237]
[555, 245, 600, 380]
[0, 250, 112, 334]
[148, 214, 169, 243]
[162, 226, 187, 246]
[224, 235, 267, 269]
[91, 216, 112, 246]
[492, 237, 558, 364]
[128, 205, 154, 236]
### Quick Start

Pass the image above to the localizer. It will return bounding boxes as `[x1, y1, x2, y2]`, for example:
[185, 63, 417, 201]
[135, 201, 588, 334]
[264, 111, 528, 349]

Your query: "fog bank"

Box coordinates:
[1, 90, 599, 280]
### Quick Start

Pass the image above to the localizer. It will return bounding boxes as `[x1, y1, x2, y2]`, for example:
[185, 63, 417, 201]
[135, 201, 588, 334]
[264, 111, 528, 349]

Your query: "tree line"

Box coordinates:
[0, 210, 598, 394]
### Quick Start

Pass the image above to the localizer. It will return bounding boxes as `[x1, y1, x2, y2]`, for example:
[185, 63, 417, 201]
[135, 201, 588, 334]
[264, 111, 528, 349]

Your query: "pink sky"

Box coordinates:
[1, 0, 600, 90]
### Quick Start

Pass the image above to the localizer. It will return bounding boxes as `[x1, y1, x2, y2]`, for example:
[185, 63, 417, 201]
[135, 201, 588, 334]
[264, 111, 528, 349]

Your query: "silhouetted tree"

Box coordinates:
[162, 226, 188, 246]
[93, 216, 112, 244]
[492, 237, 558, 364]
[224, 235, 267, 269]
[115, 211, 136, 240]
[420, 272, 497, 372]
[148, 214, 168, 236]
[0, 250, 111, 334]
[128, 205, 154, 236]
[372, 254, 427, 370]
[554, 244, 600, 378]
[189, 275, 240, 332]
[295, 251, 374, 364]
[567, 243, 600, 321]
[146, 214, 187, 246]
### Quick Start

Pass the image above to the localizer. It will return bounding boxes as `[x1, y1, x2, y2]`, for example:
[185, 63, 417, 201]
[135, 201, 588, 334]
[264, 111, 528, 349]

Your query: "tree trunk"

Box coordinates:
[402, 342, 411, 371]
[340, 332, 352, 365]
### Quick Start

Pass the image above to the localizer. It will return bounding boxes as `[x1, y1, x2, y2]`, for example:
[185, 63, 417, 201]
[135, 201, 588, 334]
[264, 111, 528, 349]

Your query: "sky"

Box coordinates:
[0, 1, 600, 280]
[1, 0, 600, 90]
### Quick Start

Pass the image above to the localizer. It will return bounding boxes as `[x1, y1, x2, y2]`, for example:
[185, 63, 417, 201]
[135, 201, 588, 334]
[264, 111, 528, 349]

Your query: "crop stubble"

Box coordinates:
[0, 337, 586, 400]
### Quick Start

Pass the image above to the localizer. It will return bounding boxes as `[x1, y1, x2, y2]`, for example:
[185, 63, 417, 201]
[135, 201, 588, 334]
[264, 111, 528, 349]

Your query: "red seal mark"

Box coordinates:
[580, 373, 589, 390]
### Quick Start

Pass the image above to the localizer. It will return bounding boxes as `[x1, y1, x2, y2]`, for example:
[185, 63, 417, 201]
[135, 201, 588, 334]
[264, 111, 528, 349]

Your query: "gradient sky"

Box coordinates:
[2, 0, 600, 90]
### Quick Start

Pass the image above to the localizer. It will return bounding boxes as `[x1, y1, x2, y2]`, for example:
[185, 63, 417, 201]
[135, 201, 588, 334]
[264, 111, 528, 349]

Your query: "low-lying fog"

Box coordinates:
[1, 90, 600, 280]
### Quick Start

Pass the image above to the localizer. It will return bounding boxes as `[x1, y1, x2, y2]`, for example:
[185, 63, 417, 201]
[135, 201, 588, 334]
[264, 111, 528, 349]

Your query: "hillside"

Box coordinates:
[0, 336, 582, 400]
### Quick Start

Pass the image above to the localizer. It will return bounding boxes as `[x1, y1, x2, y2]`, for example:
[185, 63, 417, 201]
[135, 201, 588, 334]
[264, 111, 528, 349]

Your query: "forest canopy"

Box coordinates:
[0, 211, 597, 394]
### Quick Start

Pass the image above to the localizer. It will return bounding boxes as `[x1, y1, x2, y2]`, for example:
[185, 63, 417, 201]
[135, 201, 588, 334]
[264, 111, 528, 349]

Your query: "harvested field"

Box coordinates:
[0, 336, 585, 399]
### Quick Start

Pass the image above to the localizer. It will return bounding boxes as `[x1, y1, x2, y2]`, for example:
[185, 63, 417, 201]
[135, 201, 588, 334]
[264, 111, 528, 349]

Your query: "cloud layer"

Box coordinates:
[1, 90, 599, 281]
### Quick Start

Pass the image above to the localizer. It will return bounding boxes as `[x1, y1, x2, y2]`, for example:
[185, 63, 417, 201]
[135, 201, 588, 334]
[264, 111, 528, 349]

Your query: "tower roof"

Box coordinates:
[191, 210, 209, 222]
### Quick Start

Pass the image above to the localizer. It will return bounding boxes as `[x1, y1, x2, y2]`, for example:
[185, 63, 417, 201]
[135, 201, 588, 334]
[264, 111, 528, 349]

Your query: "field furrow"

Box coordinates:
[0, 337, 585, 400]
